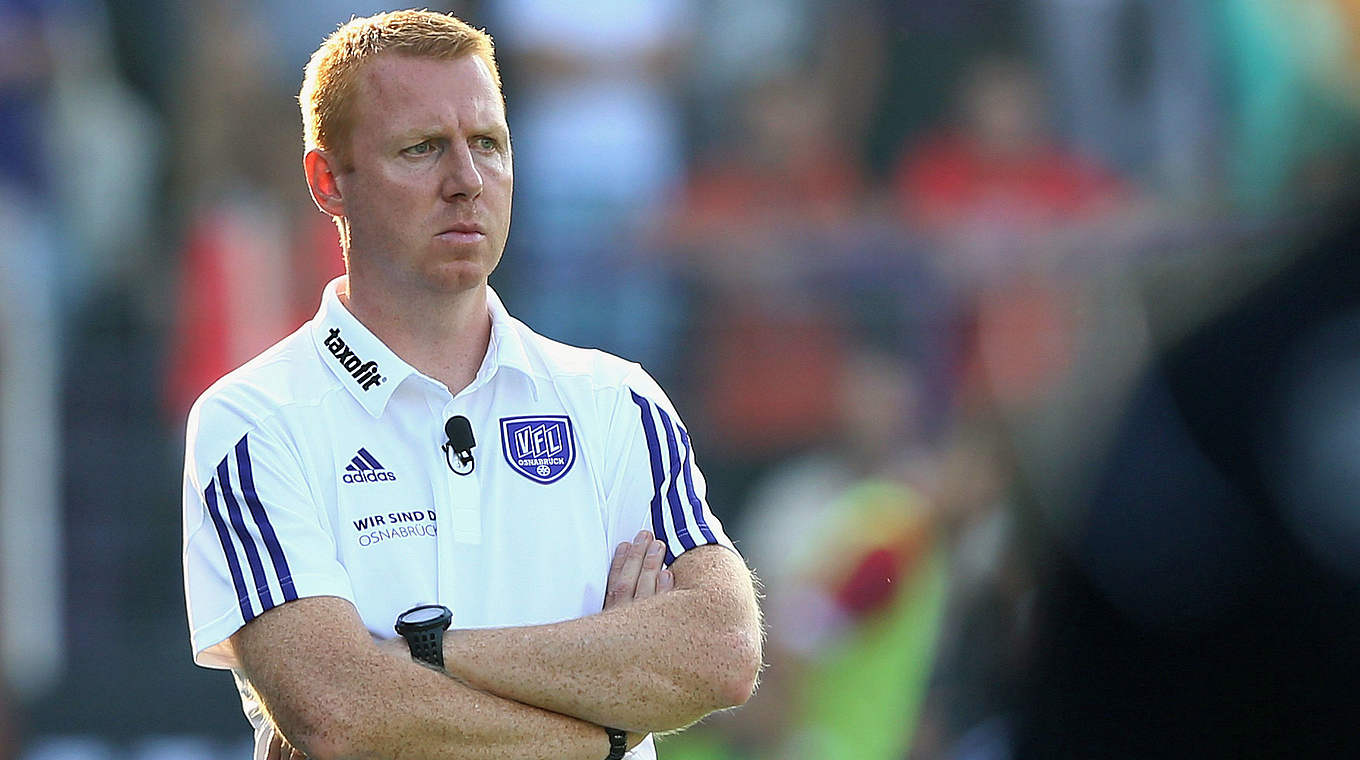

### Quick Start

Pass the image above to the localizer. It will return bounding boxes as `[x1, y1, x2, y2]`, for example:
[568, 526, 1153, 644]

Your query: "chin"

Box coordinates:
[421, 263, 492, 294]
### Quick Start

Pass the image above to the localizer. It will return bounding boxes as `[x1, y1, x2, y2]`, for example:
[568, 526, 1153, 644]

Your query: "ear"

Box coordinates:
[304, 148, 346, 217]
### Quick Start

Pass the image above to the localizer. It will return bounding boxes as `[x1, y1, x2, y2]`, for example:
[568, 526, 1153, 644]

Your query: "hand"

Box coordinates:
[604, 530, 674, 610]
[265, 727, 306, 760]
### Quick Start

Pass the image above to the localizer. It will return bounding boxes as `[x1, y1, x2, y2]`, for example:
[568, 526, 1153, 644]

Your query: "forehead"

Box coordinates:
[352, 53, 506, 135]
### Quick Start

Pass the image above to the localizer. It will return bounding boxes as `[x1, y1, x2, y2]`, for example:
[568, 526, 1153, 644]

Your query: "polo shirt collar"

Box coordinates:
[483, 285, 533, 380]
[310, 277, 534, 416]
[311, 277, 417, 416]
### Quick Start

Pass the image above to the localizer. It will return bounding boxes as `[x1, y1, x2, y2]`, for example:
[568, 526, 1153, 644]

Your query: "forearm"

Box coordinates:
[329, 663, 615, 760]
[442, 546, 763, 733]
[235, 598, 617, 760]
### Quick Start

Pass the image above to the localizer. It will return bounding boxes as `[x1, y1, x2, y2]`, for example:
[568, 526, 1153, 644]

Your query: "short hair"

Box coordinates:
[299, 9, 502, 168]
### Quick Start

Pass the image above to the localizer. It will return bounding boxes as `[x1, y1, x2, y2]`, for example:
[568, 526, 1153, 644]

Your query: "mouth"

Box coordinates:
[436, 224, 486, 243]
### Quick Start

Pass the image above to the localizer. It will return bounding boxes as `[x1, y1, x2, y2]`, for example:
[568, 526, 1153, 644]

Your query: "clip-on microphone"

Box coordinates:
[442, 415, 476, 475]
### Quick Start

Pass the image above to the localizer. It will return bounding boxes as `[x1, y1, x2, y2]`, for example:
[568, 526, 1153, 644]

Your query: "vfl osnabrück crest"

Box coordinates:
[500, 415, 576, 484]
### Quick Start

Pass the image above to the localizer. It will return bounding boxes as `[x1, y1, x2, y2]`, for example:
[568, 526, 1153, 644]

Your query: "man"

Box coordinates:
[181, 10, 762, 760]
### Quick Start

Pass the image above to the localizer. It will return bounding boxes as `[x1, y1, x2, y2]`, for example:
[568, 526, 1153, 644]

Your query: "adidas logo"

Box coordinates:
[342, 448, 398, 483]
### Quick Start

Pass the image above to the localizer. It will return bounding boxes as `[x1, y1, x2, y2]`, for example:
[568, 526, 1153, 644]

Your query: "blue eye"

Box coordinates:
[473, 136, 499, 152]
[403, 141, 436, 156]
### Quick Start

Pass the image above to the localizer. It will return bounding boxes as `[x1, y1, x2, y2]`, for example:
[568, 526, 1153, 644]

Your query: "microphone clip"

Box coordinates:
[442, 443, 475, 475]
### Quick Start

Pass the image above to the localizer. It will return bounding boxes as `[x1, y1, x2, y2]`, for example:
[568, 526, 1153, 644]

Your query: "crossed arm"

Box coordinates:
[233, 533, 762, 760]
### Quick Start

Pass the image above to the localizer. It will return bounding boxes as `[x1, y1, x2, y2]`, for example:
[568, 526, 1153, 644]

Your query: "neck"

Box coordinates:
[340, 277, 492, 395]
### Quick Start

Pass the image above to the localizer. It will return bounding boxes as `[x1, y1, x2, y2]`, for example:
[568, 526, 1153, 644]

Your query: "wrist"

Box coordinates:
[394, 604, 453, 669]
[438, 627, 474, 682]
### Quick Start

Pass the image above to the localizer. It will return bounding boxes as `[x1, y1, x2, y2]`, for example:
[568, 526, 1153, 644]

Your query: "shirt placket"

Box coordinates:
[423, 397, 480, 618]
[438, 395, 484, 544]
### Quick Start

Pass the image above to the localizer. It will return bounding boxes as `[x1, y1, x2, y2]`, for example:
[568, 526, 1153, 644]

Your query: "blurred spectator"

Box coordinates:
[486, 0, 692, 366]
[1032, 0, 1219, 197]
[860, 1, 1026, 175]
[0, 0, 66, 721]
[0, 185, 62, 734]
[0, 0, 56, 197]
[679, 73, 867, 247]
[732, 348, 949, 760]
[42, 0, 160, 312]
[884, 55, 1143, 760]
[664, 72, 870, 485]
[892, 56, 1134, 423]
[690, 1, 882, 165]
[689, 0, 815, 132]
[908, 418, 1028, 760]
[892, 56, 1126, 288]
[162, 0, 343, 419]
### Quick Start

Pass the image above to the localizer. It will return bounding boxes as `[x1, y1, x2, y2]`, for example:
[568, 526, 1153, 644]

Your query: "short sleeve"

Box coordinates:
[602, 365, 735, 565]
[183, 403, 355, 669]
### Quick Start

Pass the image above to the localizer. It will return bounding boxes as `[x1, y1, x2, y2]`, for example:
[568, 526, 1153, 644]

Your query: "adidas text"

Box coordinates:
[342, 471, 399, 483]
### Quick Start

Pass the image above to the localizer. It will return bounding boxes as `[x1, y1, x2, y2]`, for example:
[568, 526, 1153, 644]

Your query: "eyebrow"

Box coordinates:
[391, 122, 509, 146]
[391, 128, 443, 147]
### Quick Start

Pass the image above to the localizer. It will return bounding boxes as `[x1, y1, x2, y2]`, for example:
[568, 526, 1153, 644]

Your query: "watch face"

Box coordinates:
[400, 604, 448, 625]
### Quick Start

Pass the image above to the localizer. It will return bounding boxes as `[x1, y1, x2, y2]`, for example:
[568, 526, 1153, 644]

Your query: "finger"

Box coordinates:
[603, 541, 631, 609]
[608, 541, 629, 582]
[609, 530, 652, 606]
[659, 567, 675, 593]
[633, 540, 665, 599]
[266, 733, 284, 760]
[288, 745, 307, 760]
[622, 529, 653, 587]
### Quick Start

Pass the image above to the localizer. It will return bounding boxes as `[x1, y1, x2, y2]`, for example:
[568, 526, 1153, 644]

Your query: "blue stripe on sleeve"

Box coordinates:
[217, 455, 275, 613]
[235, 436, 298, 603]
[630, 390, 676, 565]
[656, 406, 697, 552]
[204, 481, 255, 623]
[677, 426, 719, 545]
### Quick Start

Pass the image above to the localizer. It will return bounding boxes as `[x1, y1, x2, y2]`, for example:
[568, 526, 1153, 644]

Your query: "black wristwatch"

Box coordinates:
[604, 727, 627, 759]
[394, 604, 453, 668]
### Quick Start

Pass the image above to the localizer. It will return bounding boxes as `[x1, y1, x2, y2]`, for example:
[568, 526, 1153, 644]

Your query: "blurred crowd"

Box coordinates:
[2, 0, 1359, 758]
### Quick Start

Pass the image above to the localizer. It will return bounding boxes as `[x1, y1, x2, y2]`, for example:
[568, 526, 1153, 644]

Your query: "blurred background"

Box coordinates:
[2, 0, 1359, 758]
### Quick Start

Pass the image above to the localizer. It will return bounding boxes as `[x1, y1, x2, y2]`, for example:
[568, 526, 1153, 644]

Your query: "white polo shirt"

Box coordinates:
[182, 277, 732, 758]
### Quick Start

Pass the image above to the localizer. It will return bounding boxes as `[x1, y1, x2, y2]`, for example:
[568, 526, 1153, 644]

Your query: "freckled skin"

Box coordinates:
[338, 53, 513, 299]
[241, 540, 761, 758]
[239, 596, 618, 759]
[440, 544, 763, 732]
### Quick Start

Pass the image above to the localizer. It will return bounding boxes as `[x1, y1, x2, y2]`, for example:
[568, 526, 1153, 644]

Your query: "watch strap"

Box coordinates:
[604, 727, 627, 759]
[403, 627, 445, 669]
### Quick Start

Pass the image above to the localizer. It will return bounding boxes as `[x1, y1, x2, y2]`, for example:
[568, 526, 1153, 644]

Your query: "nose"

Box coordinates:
[440, 142, 483, 201]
